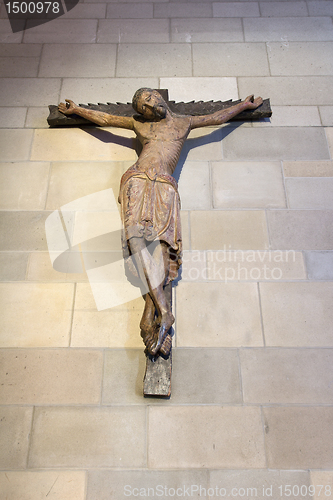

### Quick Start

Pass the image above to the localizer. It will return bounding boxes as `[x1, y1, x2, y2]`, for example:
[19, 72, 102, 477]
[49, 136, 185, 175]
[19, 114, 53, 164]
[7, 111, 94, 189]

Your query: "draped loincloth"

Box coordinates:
[118, 167, 182, 284]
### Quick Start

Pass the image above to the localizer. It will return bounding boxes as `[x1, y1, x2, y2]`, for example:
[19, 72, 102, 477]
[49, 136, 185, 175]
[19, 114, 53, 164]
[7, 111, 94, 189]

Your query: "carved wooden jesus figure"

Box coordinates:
[58, 89, 263, 358]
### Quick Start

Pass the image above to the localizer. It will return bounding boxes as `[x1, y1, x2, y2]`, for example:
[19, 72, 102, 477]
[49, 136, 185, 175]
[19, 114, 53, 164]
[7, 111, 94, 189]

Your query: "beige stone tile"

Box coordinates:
[212, 161, 285, 208]
[154, 2, 212, 17]
[62, 2, 106, 17]
[25, 107, 49, 128]
[267, 210, 333, 250]
[213, 2, 260, 17]
[180, 210, 190, 250]
[310, 471, 333, 500]
[0, 349, 103, 404]
[0, 56, 39, 76]
[222, 127, 330, 161]
[283, 161, 333, 177]
[176, 282, 263, 347]
[182, 127, 224, 161]
[241, 348, 333, 404]
[286, 178, 333, 209]
[320, 106, 333, 126]
[305, 251, 333, 280]
[259, 1, 308, 16]
[171, 18, 243, 43]
[239, 76, 333, 106]
[102, 348, 241, 404]
[260, 282, 333, 346]
[46, 161, 126, 210]
[117, 43, 192, 77]
[148, 406, 265, 468]
[0, 283, 74, 347]
[0, 162, 49, 210]
[0, 43, 42, 56]
[23, 19, 98, 43]
[0, 211, 50, 251]
[0, 406, 33, 469]
[31, 128, 136, 162]
[29, 406, 146, 468]
[60, 77, 159, 104]
[253, 106, 321, 127]
[326, 128, 333, 158]
[193, 43, 269, 76]
[190, 210, 269, 250]
[181, 250, 207, 281]
[87, 470, 209, 500]
[106, 2, 153, 17]
[207, 250, 306, 281]
[263, 407, 333, 469]
[160, 77, 239, 102]
[210, 470, 311, 500]
[0, 129, 33, 162]
[0, 78, 61, 107]
[27, 251, 88, 282]
[0, 252, 29, 281]
[177, 161, 211, 210]
[0, 471, 86, 500]
[0, 107, 27, 128]
[39, 44, 116, 77]
[245, 18, 333, 42]
[268, 42, 333, 76]
[72, 283, 144, 347]
[308, 1, 333, 16]
[98, 19, 169, 43]
[0, 19, 24, 42]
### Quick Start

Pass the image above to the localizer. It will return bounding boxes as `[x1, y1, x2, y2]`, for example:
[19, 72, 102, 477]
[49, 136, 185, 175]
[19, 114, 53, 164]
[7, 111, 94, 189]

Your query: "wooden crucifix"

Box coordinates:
[49, 89, 271, 398]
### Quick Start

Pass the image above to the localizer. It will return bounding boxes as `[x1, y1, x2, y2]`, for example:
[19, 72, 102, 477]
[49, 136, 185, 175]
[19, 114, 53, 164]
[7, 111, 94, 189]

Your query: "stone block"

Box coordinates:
[305, 251, 333, 280]
[207, 250, 306, 281]
[267, 210, 333, 250]
[0, 129, 33, 161]
[0, 78, 61, 107]
[319, 106, 333, 126]
[39, 44, 116, 77]
[222, 127, 330, 161]
[31, 128, 136, 162]
[0, 471, 86, 500]
[106, 2, 153, 17]
[0, 252, 29, 281]
[310, 471, 333, 500]
[25, 107, 49, 128]
[0, 19, 23, 42]
[283, 160, 333, 177]
[171, 18, 243, 43]
[263, 407, 333, 468]
[98, 19, 169, 43]
[212, 161, 286, 208]
[116, 43, 192, 77]
[0, 349, 103, 405]
[260, 282, 333, 346]
[241, 348, 333, 404]
[0, 43, 42, 56]
[181, 250, 207, 281]
[326, 127, 333, 157]
[160, 77, 238, 102]
[0, 107, 27, 128]
[308, 1, 333, 16]
[193, 43, 269, 76]
[177, 161, 211, 210]
[0, 56, 39, 77]
[190, 210, 269, 250]
[29, 406, 146, 468]
[181, 127, 223, 161]
[0, 162, 49, 210]
[180, 210, 190, 250]
[0, 283, 74, 347]
[0, 406, 33, 468]
[176, 282, 263, 347]
[87, 470, 209, 500]
[154, 2, 212, 17]
[0, 211, 50, 251]
[213, 2, 260, 17]
[253, 106, 321, 127]
[244, 17, 333, 42]
[238, 76, 333, 105]
[27, 251, 88, 282]
[62, 2, 106, 17]
[286, 178, 333, 209]
[60, 77, 159, 104]
[268, 42, 333, 76]
[148, 406, 265, 468]
[23, 19, 98, 43]
[259, 1, 308, 16]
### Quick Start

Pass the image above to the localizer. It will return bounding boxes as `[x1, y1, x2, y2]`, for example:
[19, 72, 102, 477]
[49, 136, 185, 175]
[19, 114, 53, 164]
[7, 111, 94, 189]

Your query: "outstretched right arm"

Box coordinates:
[58, 99, 134, 130]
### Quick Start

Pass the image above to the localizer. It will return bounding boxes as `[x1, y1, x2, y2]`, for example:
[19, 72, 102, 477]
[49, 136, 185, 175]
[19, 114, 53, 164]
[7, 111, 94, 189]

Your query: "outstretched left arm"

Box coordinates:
[190, 95, 263, 129]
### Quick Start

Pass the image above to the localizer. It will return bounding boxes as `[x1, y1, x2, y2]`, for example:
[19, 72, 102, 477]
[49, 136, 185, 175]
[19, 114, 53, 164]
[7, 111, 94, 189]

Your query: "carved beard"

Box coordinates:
[153, 104, 167, 119]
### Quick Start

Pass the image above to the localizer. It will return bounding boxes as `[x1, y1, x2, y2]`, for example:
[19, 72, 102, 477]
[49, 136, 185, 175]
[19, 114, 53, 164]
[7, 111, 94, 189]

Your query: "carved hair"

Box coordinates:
[132, 88, 154, 113]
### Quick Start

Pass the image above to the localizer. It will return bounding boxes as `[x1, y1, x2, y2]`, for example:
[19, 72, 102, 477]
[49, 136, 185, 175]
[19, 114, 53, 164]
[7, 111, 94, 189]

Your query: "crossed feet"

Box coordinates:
[140, 311, 174, 357]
